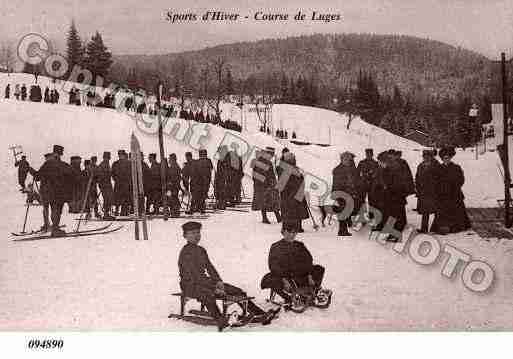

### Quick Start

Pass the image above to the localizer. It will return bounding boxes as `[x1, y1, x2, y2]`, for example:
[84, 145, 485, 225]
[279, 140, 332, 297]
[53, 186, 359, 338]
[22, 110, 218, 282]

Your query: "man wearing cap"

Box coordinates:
[214, 145, 230, 210]
[189, 149, 213, 214]
[166, 153, 182, 217]
[146, 153, 162, 215]
[357, 149, 379, 221]
[178, 221, 279, 330]
[182, 152, 194, 205]
[415, 149, 441, 233]
[431, 147, 471, 235]
[261, 222, 328, 304]
[97, 151, 115, 220]
[111, 150, 132, 216]
[35, 145, 73, 236]
[30, 153, 56, 231]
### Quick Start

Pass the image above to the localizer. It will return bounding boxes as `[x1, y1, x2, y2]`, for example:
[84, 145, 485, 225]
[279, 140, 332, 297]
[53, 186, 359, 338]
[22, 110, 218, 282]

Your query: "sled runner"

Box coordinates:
[169, 292, 264, 330]
[267, 286, 332, 313]
[12, 224, 122, 241]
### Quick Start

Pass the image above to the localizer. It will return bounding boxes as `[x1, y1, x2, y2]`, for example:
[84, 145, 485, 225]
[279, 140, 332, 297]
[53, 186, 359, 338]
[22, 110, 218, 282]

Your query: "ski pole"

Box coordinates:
[306, 201, 319, 231]
[75, 174, 94, 233]
[20, 179, 35, 234]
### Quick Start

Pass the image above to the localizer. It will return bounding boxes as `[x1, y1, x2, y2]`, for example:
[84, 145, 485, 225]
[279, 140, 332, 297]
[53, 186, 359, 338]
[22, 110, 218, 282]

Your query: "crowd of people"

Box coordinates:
[250, 146, 471, 241]
[17, 144, 245, 237]
[4, 83, 60, 103]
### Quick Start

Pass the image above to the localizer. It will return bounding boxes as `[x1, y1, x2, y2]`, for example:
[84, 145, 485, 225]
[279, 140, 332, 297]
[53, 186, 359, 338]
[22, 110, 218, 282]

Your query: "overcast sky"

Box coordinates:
[1, 0, 512, 59]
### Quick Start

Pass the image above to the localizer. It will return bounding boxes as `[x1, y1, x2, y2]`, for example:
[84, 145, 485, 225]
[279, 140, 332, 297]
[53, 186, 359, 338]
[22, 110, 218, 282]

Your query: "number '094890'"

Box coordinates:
[27, 339, 64, 349]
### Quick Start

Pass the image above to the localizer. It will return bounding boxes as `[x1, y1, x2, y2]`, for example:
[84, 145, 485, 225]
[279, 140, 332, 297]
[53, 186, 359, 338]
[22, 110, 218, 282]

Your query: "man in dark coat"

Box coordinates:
[97, 151, 114, 220]
[260, 221, 327, 303]
[146, 153, 162, 215]
[226, 148, 243, 205]
[35, 145, 73, 236]
[84, 156, 100, 218]
[15, 155, 31, 191]
[332, 151, 362, 236]
[380, 150, 412, 242]
[69, 156, 84, 213]
[415, 149, 441, 233]
[44, 87, 50, 102]
[214, 145, 230, 210]
[166, 153, 182, 217]
[189, 149, 212, 214]
[391, 150, 415, 197]
[251, 148, 281, 224]
[431, 147, 471, 235]
[369, 152, 388, 232]
[278, 152, 307, 232]
[5, 84, 10, 99]
[30, 153, 55, 231]
[111, 150, 131, 216]
[178, 221, 279, 330]
[357, 148, 379, 221]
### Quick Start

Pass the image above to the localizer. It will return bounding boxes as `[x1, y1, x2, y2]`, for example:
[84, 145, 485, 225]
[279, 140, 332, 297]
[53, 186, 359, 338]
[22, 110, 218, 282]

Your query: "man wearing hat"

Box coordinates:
[430, 147, 471, 234]
[35, 145, 73, 236]
[415, 149, 442, 233]
[357, 149, 379, 222]
[178, 221, 279, 330]
[97, 151, 115, 220]
[260, 221, 330, 305]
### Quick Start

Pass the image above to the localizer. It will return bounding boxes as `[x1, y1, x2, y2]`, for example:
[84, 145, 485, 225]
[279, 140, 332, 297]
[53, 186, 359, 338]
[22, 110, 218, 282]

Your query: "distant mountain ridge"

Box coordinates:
[112, 33, 491, 101]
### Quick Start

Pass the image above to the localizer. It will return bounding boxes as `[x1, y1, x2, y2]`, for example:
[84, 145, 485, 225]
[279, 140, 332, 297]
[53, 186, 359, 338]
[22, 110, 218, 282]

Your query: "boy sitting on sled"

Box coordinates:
[178, 221, 279, 330]
[261, 221, 332, 308]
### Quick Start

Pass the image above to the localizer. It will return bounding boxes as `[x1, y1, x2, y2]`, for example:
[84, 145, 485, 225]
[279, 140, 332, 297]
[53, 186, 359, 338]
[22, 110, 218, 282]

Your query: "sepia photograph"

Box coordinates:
[0, 0, 512, 356]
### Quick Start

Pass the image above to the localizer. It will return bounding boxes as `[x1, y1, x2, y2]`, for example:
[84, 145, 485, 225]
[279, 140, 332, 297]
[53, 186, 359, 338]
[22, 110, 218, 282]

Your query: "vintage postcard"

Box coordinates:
[0, 0, 512, 356]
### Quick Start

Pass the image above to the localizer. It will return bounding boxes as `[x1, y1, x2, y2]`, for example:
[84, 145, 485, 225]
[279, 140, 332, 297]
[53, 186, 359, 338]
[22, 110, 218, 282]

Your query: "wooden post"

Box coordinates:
[501, 52, 512, 228]
[156, 82, 169, 220]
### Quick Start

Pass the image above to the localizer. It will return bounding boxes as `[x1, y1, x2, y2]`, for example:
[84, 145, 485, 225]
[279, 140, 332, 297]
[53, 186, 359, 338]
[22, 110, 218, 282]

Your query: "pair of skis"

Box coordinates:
[11, 223, 123, 241]
[130, 133, 149, 240]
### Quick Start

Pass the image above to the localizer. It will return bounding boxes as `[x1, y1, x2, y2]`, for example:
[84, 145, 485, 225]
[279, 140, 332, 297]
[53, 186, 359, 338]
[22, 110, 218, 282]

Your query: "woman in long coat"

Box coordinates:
[415, 149, 441, 233]
[331, 151, 362, 236]
[278, 152, 308, 232]
[251, 149, 281, 223]
[431, 147, 471, 235]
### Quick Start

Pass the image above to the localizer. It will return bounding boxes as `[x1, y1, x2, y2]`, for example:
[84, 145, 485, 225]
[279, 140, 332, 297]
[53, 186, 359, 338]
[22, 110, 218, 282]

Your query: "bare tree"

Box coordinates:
[203, 57, 228, 121]
[172, 56, 195, 109]
[0, 41, 15, 75]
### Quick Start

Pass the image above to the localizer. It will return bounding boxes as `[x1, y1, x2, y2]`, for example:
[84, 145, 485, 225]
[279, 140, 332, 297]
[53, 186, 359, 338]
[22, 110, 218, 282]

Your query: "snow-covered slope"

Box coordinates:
[1, 73, 512, 331]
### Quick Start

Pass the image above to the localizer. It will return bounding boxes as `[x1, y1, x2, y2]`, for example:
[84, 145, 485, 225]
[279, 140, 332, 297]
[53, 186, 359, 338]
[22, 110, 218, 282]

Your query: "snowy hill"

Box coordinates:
[1, 73, 512, 331]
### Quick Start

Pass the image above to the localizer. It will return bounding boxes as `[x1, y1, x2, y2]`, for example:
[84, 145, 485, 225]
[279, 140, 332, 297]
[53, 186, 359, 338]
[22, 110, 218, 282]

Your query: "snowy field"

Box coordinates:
[1, 73, 512, 331]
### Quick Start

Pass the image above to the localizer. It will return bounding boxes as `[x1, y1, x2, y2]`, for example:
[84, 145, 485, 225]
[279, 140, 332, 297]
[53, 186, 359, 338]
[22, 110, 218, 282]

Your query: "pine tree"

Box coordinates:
[66, 20, 85, 72]
[83, 31, 113, 84]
